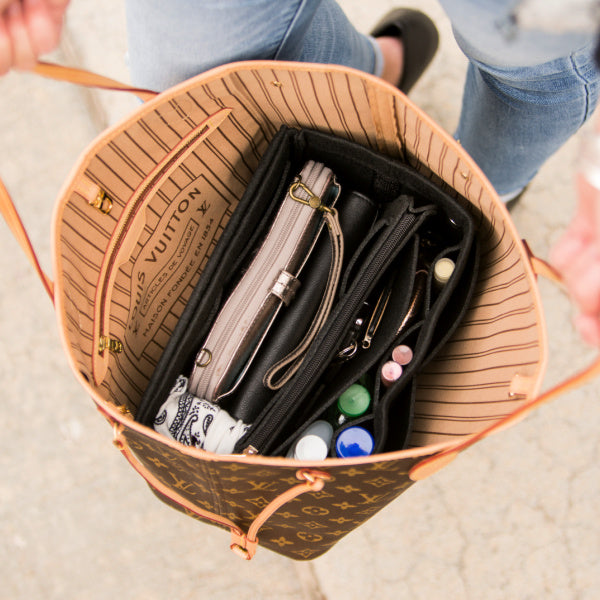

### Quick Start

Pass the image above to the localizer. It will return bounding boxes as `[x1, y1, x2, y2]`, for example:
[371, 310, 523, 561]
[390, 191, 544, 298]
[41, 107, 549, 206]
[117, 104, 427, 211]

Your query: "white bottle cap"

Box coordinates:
[303, 420, 334, 445]
[434, 257, 455, 287]
[294, 434, 329, 461]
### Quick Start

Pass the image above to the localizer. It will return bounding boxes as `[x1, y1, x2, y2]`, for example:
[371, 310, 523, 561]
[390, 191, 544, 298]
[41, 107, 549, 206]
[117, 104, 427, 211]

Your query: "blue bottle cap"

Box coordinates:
[335, 426, 375, 458]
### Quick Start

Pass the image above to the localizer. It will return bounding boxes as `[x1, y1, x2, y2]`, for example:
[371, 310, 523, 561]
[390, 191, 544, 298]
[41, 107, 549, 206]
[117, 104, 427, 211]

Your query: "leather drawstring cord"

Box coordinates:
[112, 424, 331, 560]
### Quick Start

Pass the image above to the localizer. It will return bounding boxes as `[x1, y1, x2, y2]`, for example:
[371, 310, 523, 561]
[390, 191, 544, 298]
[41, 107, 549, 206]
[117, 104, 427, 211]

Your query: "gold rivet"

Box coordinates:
[99, 335, 123, 354]
[271, 81, 283, 88]
[89, 189, 113, 215]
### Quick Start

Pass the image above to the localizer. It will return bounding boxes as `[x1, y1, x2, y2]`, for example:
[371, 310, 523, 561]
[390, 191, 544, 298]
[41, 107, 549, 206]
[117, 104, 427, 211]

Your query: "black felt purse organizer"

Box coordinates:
[136, 126, 479, 457]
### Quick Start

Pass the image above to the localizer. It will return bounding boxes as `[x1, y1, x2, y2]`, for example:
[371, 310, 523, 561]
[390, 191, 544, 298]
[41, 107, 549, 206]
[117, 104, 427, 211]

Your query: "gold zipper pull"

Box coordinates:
[289, 179, 333, 214]
[98, 335, 123, 355]
[362, 283, 393, 349]
[88, 189, 113, 215]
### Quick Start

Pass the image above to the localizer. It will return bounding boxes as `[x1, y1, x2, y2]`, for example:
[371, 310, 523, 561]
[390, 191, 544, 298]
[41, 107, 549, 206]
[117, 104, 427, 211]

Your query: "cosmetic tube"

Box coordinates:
[381, 360, 403, 387]
[287, 420, 333, 459]
[434, 257, 455, 288]
[336, 383, 371, 424]
[292, 434, 329, 461]
[391, 344, 413, 366]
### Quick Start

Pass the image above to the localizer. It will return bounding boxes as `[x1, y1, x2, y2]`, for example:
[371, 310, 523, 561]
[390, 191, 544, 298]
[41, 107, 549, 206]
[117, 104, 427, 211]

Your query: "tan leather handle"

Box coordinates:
[0, 178, 54, 301]
[33, 61, 158, 101]
[409, 249, 600, 481]
[113, 424, 331, 560]
[0, 62, 158, 302]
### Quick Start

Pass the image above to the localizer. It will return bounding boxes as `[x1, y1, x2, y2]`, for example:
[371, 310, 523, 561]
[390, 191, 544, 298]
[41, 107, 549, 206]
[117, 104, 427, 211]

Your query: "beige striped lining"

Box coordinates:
[52, 62, 545, 449]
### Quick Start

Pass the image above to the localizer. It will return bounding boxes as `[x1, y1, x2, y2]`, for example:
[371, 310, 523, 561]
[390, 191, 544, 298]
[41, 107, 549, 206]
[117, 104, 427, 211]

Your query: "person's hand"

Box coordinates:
[0, 0, 70, 75]
[550, 162, 600, 346]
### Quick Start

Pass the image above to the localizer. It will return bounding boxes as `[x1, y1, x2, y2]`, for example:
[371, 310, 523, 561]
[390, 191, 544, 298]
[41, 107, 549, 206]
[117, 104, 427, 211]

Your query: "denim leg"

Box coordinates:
[291, 0, 381, 74]
[439, 0, 595, 68]
[439, 0, 600, 196]
[125, 0, 380, 91]
[455, 44, 600, 196]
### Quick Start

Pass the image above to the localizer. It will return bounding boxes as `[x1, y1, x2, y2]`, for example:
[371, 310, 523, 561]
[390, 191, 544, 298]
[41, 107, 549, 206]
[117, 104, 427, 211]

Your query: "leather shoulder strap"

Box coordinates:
[1, 61, 158, 302]
[409, 254, 600, 480]
[0, 178, 54, 300]
[33, 61, 158, 102]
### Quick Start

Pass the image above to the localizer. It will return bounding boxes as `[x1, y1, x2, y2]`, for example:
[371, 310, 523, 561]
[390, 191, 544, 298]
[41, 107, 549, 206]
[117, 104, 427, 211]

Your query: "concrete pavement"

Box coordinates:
[0, 1, 598, 598]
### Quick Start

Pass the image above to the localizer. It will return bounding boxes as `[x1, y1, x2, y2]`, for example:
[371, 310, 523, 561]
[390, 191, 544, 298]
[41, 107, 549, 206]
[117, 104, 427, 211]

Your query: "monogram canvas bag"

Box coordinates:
[2, 60, 599, 561]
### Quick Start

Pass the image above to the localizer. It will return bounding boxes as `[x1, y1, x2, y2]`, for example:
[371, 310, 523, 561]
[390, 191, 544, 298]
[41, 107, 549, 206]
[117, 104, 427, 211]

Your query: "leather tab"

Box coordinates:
[522, 239, 563, 284]
[230, 533, 259, 560]
[271, 270, 300, 305]
[74, 178, 112, 215]
[509, 373, 537, 398]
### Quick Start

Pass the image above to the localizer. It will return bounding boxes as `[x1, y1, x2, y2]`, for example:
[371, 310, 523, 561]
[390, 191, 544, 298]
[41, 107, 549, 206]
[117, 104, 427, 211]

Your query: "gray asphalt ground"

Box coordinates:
[1, 1, 598, 598]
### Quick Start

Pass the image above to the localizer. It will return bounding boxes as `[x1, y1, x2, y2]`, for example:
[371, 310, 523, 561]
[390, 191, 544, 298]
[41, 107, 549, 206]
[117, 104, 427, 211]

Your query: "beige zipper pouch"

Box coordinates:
[188, 160, 342, 401]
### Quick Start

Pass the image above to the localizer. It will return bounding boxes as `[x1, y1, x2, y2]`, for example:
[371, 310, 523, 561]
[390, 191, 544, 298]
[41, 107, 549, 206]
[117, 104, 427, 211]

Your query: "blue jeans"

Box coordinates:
[125, 0, 600, 198]
[439, 0, 600, 197]
[125, 0, 381, 90]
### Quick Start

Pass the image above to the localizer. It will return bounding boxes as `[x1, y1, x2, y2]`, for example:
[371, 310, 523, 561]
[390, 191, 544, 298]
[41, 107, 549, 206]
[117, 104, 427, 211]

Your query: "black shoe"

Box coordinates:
[371, 8, 439, 94]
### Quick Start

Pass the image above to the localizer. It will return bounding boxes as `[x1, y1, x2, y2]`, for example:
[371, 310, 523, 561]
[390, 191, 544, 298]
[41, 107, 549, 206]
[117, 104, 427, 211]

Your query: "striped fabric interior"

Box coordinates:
[53, 63, 545, 449]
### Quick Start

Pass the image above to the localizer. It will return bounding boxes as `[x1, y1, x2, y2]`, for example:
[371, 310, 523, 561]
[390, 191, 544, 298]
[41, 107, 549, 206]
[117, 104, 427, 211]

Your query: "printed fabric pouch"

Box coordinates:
[2, 60, 599, 561]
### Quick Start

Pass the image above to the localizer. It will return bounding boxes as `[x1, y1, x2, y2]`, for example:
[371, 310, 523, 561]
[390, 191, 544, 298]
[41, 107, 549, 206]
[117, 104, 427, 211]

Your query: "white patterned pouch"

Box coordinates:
[154, 376, 249, 454]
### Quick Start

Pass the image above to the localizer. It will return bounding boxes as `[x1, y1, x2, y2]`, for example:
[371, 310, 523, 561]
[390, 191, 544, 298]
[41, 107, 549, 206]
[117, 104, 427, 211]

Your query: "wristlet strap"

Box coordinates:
[264, 209, 344, 389]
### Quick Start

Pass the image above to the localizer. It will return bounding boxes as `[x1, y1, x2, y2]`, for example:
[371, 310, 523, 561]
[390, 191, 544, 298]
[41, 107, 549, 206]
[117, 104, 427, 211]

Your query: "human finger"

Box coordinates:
[0, 0, 16, 11]
[23, 0, 62, 55]
[5, 1, 37, 70]
[561, 243, 600, 316]
[0, 12, 12, 75]
[574, 312, 600, 346]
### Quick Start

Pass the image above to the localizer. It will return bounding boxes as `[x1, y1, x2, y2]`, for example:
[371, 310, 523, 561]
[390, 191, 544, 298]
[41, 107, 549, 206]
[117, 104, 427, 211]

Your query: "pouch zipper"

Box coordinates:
[92, 108, 232, 385]
[241, 206, 426, 454]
